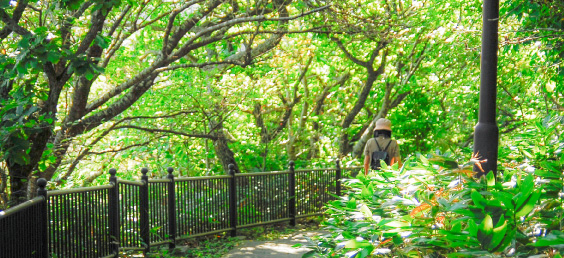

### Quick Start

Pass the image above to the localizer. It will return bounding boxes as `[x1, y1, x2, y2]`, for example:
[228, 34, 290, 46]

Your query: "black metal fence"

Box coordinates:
[0, 195, 48, 257]
[0, 161, 362, 257]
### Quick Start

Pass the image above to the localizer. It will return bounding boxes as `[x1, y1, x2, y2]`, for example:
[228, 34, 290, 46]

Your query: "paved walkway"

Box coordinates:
[223, 230, 327, 258]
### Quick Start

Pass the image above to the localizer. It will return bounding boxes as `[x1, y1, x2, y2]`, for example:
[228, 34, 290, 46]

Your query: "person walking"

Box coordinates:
[363, 118, 401, 175]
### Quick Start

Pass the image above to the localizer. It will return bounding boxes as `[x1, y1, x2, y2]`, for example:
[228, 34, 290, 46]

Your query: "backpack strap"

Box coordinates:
[374, 138, 382, 151]
[382, 139, 392, 152]
[374, 138, 392, 152]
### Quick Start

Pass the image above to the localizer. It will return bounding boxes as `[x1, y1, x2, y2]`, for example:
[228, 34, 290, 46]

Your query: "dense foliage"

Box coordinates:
[304, 117, 564, 257]
[1, 0, 564, 256]
[0, 0, 562, 211]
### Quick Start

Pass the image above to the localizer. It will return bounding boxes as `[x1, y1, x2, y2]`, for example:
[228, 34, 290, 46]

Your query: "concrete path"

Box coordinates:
[223, 230, 327, 258]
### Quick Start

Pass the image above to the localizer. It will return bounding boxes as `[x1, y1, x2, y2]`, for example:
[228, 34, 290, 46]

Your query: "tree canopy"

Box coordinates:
[1, 0, 562, 206]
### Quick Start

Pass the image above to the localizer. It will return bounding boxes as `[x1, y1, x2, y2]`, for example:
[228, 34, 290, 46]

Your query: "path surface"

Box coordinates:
[223, 230, 327, 258]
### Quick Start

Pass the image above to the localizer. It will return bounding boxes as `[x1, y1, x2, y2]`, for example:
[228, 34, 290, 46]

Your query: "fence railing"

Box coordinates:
[0, 195, 48, 258]
[0, 161, 362, 258]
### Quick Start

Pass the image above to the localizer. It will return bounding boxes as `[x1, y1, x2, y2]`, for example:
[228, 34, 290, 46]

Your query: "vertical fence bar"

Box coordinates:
[108, 169, 119, 257]
[228, 164, 237, 237]
[37, 178, 49, 258]
[140, 168, 150, 254]
[289, 161, 296, 227]
[336, 160, 342, 197]
[167, 167, 176, 250]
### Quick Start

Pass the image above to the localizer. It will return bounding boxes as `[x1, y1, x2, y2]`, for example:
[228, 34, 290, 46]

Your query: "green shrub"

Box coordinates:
[305, 152, 564, 257]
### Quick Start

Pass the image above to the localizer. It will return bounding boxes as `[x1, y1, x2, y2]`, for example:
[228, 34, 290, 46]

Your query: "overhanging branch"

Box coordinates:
[114, 125, 218, 140]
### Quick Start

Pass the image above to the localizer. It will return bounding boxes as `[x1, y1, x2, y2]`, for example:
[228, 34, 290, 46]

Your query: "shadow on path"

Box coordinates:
[223, 230, 327, 258]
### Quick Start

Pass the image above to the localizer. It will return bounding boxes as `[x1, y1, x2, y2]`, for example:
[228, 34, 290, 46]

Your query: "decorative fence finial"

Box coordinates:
[109, 168, 117, 177]
[141, 168, 149, 181]
[37, 178, 47, 189]
[167, 167, 174, 179]
[228, 164, 235, 175]
[37, 178, 47, 197]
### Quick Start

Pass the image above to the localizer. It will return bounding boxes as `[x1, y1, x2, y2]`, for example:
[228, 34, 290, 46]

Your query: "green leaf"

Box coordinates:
[302, 250, 318, 258]
[479, 214, 493, 233]
[477, 215, 493, 249]
[84, 70, 94, 81]
[471, 189, 487, 209]
[358, 246, 374, 258]
[486, 171, 495, 187]
[359, 204, 372, 218]
[515, 190, 541, 217]
[343, 239, 372, 248]
[47, 52, 60, 64]
[0, 0, 10, 8]
[489, 219, 508, 251]
[419, 155, 429, 165]
[451, 221, 462, 233]
[361, 185, 373, 199]
[491, 191, 513, 211]
[533, 231, 564, 247]
[94, 34, 110, 48]
[383, 220, 410, 228]
[347, 198, 357, 209]
[514, 174, 534, 209]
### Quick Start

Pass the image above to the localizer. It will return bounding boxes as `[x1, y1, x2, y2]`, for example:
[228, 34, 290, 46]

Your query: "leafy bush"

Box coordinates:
[306, 149, 564, 257]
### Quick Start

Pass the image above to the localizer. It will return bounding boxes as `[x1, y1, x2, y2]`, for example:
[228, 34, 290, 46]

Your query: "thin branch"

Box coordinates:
[86, 138, 161, 155]
[162, 1, 204, 55]
[116, 110, 199, 122]
[331, 37, 369, 68]
[501, 34, 564, 46]
[170, 5, 329, 59]
[107, 4, 132, 38]
[155, 60, 250, 72]
[403, 41, 428, 85]
[114, 125, 218, 140]
[368, 41, 387, 67]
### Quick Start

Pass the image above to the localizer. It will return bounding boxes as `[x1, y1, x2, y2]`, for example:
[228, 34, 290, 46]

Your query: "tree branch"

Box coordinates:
[0, 8, 31, 36]
[114, 125, 218, 140]
[171, 5, 328, 60]
[0, 0, 29, 40]
[331, 37, 369, 67]
[107, 4, 132, 39]
[162, 0, 205, 56]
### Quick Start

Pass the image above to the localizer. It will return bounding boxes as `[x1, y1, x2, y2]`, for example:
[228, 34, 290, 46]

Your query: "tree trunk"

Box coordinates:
[338, 70, 380, 158]
[7, 121, 53, 204]
[210, 118, 239, 174]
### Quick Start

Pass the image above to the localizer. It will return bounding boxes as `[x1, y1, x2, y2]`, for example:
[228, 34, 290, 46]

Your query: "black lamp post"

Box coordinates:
[474, 0, 499, 177]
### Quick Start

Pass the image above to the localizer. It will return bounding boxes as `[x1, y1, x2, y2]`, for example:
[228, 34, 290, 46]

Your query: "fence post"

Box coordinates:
[166, 167, 176, 250]
[228, 164, 237, 237]
[140, 168, 150, 254]
[289, 161, 296, 227]
[37, 178, 49, 258]
[335, 160, 342, 197]
[108, 168, 120, 257]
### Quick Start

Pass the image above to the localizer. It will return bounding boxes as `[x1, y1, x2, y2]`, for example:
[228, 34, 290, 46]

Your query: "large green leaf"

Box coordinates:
[471, 189, 487, 209]
[477, 215, 493, 249]
[515, 189, 541, 217]
[489, 219, 508, 252]
[515, 174, 535, 209]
